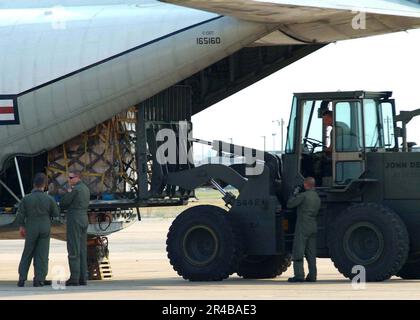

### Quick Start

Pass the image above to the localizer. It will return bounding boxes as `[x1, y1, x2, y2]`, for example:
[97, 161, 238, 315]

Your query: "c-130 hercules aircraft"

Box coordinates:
[0, 0, 419, 280]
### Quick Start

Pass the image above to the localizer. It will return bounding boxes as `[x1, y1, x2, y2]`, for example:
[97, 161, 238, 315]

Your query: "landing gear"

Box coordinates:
[87, 236, 113, 280]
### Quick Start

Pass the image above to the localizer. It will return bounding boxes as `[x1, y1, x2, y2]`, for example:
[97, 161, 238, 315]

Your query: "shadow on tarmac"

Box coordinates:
[0, 276, 418, 296]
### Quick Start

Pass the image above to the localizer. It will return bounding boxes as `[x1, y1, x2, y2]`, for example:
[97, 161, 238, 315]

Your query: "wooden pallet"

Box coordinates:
[46, 108, 137, 197]
[88, 258, 113, 280]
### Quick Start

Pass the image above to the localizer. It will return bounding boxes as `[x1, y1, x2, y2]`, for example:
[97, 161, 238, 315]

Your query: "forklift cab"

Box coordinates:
[282, 91, 397, 194]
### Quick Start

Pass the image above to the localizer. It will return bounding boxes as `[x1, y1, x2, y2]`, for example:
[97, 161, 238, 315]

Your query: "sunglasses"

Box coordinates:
[69, 176, 77, 179]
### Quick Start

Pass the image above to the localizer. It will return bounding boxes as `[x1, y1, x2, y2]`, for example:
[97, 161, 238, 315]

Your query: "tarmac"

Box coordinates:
[1, 218, 420, 300]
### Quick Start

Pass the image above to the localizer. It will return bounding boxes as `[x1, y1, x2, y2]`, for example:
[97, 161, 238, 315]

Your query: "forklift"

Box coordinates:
[163, 90, 420, 282]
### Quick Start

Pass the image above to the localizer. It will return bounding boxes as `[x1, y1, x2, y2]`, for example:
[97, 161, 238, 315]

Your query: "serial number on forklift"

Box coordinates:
[235, 199, 267, 207]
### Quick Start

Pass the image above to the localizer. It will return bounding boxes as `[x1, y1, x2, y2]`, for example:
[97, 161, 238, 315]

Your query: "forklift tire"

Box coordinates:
[329, 203, 409, 282]
[397, 260, 420, 279]
[236, 254, 291, 279]
[166, 205, 242, 281]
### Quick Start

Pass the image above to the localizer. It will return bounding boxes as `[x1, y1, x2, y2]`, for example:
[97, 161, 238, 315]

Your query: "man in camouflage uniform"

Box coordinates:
[17, 173, 60, 287]
[60, 171, 90, 286]
[287, 177, 321, 282]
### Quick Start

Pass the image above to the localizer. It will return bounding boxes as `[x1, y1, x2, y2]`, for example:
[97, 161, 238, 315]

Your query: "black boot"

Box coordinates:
[17, 280, 25, 287]
[287, 277, 305, 283]
[65, 279, 80, 286]
[34, 278, 52, 286]
[305, 276, 317, 282]
[33, 280, 44, 287]
[79, 279, 87, 286]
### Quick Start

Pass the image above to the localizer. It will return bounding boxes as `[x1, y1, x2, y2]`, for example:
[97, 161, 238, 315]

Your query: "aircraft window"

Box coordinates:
[285, 97, 297, 154]
[335, 101, 363, 152]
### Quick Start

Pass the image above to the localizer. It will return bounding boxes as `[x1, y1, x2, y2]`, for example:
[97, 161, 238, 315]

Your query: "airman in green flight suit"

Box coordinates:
[287, 177, 321, 283]
[16, 173, 60, 287]
[60, 171, 90, 286]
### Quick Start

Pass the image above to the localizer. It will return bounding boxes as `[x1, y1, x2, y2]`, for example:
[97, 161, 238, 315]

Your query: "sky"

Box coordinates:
[192, 28, 420, 156]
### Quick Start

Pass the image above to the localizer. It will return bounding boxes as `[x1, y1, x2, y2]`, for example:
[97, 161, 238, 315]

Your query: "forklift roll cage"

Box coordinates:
[283, 91, 398, 193]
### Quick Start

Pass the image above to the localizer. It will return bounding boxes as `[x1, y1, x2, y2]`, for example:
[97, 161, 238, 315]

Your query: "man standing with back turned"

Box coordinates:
[17, 173, 60, 287]
[60, 171, 90, 286]
[287, 177, 321, 283]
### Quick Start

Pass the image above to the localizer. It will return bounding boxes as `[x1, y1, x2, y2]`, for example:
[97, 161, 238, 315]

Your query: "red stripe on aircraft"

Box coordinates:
[0, 107, 14, 114]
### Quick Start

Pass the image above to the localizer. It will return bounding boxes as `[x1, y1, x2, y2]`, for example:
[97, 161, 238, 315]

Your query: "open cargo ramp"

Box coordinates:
[1, 1, 420, 173]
